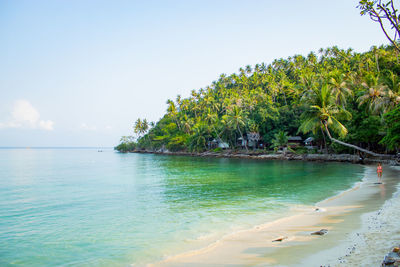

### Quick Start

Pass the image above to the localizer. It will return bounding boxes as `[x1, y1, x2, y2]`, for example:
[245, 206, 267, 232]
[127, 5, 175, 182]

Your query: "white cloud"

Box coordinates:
[0, 100, 54, 131]
[39, 120, 54, 131]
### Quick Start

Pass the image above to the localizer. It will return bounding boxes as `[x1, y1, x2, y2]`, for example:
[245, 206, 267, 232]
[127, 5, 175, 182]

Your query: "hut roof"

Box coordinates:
[304, 137, 314, 143]
[288, 136, 302, 141]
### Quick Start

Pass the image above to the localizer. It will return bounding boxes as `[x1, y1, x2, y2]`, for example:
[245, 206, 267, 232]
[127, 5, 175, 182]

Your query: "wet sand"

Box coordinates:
[152, 165, 400, 267]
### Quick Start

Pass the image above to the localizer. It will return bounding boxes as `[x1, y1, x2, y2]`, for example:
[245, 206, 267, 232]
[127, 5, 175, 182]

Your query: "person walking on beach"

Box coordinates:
[377, 163, 383, 182]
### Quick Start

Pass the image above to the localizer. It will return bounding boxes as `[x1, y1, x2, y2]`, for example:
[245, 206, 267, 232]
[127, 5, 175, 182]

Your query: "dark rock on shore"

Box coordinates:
[311, 229, 328, 235]
[272, 236, 288, 242]
[382, 247, 400, 266]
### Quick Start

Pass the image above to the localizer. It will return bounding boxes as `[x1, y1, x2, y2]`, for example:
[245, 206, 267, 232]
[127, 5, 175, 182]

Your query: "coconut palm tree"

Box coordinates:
[245, 65, 252, 75]
[270, 131, 288, 152]
[181, 114, 193, 134]
[204, 109, 223, 141]
[299, 83, 383, 156]
[166, 99, 182, 130]
[383, 70, 400, 94]
[134, 118, 143, 138]
[383, 89, 400, 112]
[329, 71, 353, 107]
[223, 105, 248, 151]
[357, 74, 388, 114]
[141, 119, 149, 133]
[134, 118, 150, 138]
[189, 122, 211, 152]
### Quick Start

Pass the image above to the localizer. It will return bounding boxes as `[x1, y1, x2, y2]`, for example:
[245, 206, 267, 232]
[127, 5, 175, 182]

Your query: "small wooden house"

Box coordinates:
[238, 133, 263, 149]
[287, 136, 303, 147]
[208, 139, 229, 149]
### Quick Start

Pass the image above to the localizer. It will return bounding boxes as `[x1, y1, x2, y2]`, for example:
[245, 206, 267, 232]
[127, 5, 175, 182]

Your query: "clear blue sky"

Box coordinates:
[0, 0, 389, 147]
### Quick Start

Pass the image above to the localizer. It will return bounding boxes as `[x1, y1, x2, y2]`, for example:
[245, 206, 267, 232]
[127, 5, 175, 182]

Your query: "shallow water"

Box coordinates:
[0, 148, 364, 266]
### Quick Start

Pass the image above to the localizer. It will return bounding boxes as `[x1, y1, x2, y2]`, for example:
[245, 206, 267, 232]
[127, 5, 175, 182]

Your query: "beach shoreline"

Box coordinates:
[150, 165, 400, 267]
[128, 150, 399, 166]
[316, 165, 400, 266]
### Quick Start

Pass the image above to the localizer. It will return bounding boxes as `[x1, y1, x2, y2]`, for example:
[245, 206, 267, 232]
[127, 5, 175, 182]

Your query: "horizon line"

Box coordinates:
[0, 146, 114, 149]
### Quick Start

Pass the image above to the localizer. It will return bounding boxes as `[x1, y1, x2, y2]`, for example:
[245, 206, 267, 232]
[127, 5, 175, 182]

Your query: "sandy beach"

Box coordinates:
[152, 165, 400, 267]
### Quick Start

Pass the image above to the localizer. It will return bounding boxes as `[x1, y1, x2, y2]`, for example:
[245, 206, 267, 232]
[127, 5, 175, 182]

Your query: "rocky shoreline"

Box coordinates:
[128, 150, 400, 166]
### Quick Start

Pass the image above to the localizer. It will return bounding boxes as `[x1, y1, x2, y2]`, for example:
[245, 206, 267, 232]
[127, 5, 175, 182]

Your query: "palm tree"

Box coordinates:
[383, 89, 400, 112]
[277, 71, 292, 106]
[181, 115, 193, 134]
[247, 120, 260, 150]
[204, 109, 223, 141]
[260, 63, 267, 74]
[383, 70, 400, 94]
[134, 118, 150, 139]
[189, 122, 211, 152]
[299, 83, 383, 156]
[357, 74, 388, 114]
[245, 65, 252, 75]
[329, 71, 353, 107]
[382, 70, 400, 111]
[166, 99, 181, 130]
[141, 119, 149, 133]
[134, 118, 143, 138]
[223, 105, 248, 151]
[270, 131, 288, 152]
[141, 119, 151, 148]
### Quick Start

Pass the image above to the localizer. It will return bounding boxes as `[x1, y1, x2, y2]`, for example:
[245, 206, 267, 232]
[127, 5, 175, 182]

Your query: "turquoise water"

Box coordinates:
[0, 149, 364, 266]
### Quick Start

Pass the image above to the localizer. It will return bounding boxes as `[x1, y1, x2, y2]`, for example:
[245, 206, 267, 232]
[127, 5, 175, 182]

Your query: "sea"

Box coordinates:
[0, 148, 364, 266]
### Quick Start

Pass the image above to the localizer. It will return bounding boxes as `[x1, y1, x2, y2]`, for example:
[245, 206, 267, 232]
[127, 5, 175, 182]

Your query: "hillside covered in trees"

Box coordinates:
[116, 45, 400, 155]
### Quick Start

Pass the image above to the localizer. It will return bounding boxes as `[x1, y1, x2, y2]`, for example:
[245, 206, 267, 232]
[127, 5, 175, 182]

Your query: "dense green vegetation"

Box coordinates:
[116, 45, 400, 155]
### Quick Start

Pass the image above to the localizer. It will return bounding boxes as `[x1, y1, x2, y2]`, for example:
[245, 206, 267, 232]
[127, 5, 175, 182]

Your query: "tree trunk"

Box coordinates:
[212, 126, 223, 143]
[238, 126, 248, 152]
[146, 135, 152, 151]
[282, 89, 288, 106]
[324, 124, 384, 157]
[320, 127, 328, 154]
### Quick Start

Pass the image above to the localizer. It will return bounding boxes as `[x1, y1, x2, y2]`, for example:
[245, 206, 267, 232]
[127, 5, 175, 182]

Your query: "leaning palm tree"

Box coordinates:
[299, 83, 383, 156]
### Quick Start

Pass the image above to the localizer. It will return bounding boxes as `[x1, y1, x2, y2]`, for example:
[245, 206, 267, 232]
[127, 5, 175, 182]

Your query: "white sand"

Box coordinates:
[151, 165, 400, 267]
[317, 166, 400, 267]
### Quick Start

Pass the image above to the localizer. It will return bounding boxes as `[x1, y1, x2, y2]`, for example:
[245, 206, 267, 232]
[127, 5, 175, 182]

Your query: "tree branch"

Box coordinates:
[372, 8, 400, 52]
[377, 3, 400, 37]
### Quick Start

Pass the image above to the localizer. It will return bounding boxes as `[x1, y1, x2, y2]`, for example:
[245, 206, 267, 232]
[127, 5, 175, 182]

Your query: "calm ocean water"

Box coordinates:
[0, 148, 364, 266]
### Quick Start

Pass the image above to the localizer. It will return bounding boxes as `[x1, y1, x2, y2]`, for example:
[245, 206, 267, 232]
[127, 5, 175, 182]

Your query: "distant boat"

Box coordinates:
[98, 150, 103, 152]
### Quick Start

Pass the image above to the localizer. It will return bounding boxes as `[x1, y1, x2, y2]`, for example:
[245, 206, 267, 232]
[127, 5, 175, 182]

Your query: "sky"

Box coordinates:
[0, 0, 390, 147]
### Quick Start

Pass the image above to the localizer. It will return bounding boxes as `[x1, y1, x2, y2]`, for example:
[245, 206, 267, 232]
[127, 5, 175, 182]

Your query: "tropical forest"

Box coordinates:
[116, 44, 400, 156]
[116, 1, 400, 156]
